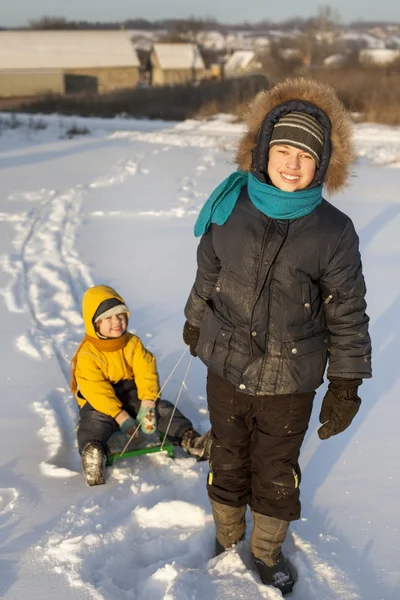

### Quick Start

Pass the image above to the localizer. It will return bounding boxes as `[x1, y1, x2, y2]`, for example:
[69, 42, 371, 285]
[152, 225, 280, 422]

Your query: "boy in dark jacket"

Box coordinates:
[183, 78, 371, 594]
[71, 284, 211, 486]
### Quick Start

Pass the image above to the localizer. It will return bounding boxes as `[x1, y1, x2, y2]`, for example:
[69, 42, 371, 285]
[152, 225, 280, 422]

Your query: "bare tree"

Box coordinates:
[315, 6, 341, 33]
[294, 5, 342, 67]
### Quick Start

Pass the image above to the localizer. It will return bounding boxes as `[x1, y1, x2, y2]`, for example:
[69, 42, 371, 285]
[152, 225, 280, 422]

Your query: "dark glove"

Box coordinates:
[117, 413, 138, 437]
[318, 379, 362, 440]
[183, 320, 200, 357]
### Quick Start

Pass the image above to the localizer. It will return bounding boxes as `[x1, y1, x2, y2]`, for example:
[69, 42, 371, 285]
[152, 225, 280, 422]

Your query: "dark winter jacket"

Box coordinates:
[185, 187, 371, 394]
[184, 78, 371, 395]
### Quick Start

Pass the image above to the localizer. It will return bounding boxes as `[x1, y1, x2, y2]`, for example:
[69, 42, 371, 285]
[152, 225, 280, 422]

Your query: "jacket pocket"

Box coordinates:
[280, 332, 329, 392]
[284, 332, 328, 357]
[197, 309, 233, 377]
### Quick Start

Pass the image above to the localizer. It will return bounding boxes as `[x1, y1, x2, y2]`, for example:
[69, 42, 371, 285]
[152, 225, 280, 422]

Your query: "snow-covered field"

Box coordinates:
[0, 112, 399, 600]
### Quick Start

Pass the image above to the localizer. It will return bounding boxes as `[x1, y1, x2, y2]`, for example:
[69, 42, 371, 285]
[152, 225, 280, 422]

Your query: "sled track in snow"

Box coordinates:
[15, 187, 92, 472]
[18, 187, 89, 380]
[9, 155, 147, 382]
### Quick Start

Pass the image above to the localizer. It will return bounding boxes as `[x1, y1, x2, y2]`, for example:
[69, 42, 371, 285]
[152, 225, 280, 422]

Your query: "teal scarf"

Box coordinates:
[194, 171, 323, 237]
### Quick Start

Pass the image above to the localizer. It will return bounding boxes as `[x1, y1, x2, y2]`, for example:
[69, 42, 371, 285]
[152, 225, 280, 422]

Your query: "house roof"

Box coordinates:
[323, 54, 346, 67]
[0, 31, 140, 70]
[224, 51, 255, 75]
[359, 48, 400, 65]
[152, 43, 205, 70]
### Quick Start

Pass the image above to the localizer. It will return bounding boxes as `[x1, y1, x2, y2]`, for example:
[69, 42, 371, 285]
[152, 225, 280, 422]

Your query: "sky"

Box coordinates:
[0, 111, 399, 600]
[2, 0, 400, 27]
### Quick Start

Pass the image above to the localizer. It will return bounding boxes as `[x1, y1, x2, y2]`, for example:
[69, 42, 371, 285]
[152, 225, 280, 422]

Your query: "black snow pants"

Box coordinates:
[77, 378, 193, 454]
[206, 370, 314, 522]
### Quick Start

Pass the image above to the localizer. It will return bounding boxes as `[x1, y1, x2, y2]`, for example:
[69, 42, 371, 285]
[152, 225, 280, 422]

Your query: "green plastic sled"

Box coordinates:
[106, 431, 174, 466]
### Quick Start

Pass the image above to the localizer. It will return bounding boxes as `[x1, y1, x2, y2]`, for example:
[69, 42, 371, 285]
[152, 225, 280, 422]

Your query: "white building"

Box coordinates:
[149, 43, 207, 86]
[0, 30, 140, 97]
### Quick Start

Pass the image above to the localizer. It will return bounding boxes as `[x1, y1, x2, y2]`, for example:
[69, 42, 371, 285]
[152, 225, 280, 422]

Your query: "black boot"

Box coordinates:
[254, 553, 294, 595]
[180, 428, 212, 461]
[81, 441, 106, 486]
[210, 498, 246, 556]
[251, 511, 294, 594]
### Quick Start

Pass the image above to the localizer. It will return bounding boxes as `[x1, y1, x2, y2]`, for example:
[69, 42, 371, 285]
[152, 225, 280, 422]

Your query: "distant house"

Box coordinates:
[148, 43, 207, 86]
[223, 51, 260, 77]
[323, 54, 347, 68]
[0, 30, 140, 98]
[278, 48, 303, 60]
[359, 48, 400, 66]
[196, 31, 226, 51]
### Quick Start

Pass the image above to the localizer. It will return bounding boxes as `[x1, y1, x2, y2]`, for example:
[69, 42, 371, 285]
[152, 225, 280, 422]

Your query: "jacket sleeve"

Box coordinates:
[184, 227, 221, 327]
[131, 337, 160, 401]
[75, 351, 122, 417]
[320, 218, 372, 380]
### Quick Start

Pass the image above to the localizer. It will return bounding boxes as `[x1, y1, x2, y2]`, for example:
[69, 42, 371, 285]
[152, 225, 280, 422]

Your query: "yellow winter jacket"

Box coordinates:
[70, 285, 160, 418]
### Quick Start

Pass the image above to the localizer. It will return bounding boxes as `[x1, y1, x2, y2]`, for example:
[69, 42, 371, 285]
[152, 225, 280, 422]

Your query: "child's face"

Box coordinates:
[267, 144, 317, 191]
[96, 313, 127, 338]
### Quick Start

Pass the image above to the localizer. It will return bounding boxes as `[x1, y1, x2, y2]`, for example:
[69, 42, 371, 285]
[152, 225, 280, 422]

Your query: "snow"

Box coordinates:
[342, 32, 387, 49]
[359, 48, 400, 65]
[196, 31, 226, 51]
[0, 111, 399, 600]
[224, 51, 256, 75]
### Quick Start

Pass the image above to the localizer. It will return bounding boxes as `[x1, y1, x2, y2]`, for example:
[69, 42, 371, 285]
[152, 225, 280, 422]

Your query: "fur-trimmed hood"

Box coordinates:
[236, 77, 355, 195]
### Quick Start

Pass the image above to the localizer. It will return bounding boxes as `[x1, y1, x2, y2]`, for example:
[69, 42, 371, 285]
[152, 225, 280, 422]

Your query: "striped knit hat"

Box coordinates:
[269, 111, 324, 165]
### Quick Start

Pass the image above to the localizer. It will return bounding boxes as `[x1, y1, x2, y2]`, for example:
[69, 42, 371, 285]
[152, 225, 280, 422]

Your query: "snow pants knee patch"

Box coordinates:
[207, 452, 251, 508]
[257, 463, 302, 521]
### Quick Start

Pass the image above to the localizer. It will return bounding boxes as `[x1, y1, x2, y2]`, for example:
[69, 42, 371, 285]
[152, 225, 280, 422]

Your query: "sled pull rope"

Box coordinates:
[160, 354, 193, 451]
[119, 346, 190, 458]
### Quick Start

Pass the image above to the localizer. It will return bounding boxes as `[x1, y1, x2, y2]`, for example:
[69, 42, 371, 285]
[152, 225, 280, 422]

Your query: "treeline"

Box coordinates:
[4, 14, 398, 33]
[6, 15, 304, 33]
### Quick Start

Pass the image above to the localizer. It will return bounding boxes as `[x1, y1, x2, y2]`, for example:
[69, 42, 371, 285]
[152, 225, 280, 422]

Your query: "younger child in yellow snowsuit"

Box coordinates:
[71, 284, 210, 485]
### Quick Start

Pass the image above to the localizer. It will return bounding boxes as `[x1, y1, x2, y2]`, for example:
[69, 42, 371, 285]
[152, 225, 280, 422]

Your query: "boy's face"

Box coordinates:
[96, 313, 127, 338]
[267, 144, 317, 191]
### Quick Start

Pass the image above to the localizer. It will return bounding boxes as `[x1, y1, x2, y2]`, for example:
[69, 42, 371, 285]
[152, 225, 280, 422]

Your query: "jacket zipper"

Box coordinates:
[239, 222, 272, 379]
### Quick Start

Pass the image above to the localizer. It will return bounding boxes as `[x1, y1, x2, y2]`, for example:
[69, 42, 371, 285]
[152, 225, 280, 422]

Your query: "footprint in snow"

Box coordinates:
[0, 488, 18, 514]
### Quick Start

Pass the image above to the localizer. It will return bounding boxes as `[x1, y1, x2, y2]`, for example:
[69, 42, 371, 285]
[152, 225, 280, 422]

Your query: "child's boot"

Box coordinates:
[180, 428, 212, 461]
[251, 511, 294, 595]
[210, 498, 246, 556]
[82, 441, 106, 486]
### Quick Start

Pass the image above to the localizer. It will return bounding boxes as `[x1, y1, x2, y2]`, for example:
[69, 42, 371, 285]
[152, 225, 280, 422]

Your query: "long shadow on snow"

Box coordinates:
[0, 458, 70, 597]
[0, 136, 135, 171]
[39, 388, 81, 473]
[299, 203, 400, 599]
